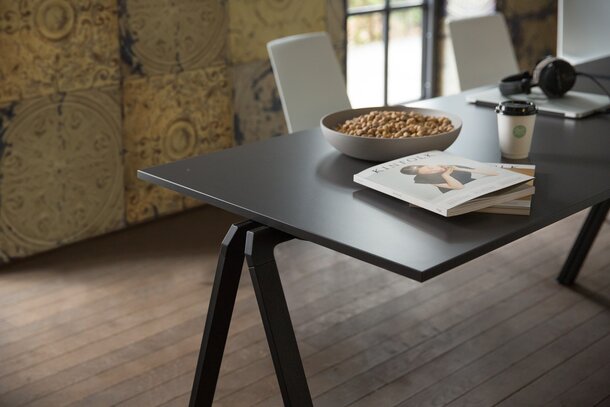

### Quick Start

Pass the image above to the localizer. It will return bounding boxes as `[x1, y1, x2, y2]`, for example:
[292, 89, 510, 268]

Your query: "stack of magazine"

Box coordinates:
[354, 150, 535, 217]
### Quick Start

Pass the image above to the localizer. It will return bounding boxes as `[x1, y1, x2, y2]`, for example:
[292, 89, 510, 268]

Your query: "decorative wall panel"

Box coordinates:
[119, 0, 227, 76]
[497, 0, 558, 71]
[228, 0, 326, 64]
[327, 0, 346, 70]
[0, 0, 120, 104]
[0, 88, 124, 262]
[232, 60, 287, 145]
[123, 67, 234, 224]
[0, 0, 346, 263]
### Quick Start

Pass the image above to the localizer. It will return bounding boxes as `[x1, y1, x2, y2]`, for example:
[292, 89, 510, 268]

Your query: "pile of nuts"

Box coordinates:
[335, 110, 454, 139]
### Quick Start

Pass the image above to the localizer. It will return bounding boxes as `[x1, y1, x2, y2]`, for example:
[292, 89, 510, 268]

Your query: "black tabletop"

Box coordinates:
[139, 57, 610, 282]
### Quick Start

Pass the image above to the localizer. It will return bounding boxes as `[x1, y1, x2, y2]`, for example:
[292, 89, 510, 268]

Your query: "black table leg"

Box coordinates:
[557, 199, 610, 286]
[245, 226, 313, 407]
[189, 220, 259, 407]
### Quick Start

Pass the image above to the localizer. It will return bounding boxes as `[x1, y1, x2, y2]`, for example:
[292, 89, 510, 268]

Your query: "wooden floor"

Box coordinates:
[0, 206, 609, 407]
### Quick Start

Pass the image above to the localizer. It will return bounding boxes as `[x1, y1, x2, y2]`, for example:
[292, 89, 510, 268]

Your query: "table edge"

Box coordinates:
[138, 169, 610, 282]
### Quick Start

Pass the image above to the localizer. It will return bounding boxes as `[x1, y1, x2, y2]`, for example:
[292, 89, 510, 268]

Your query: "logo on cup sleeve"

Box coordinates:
[512, 125, 527, 139]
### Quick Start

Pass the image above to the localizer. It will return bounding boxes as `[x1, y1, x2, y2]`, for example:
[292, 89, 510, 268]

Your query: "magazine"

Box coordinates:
[477, 163, 535, 215]
[411, 164, 536, 215]
[353, 151, 535, 217]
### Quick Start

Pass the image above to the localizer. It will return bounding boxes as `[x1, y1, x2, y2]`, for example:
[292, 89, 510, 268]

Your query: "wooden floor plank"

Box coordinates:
[544, 360, 610, 407]
[217, 271, 400, 376]
[351, 243, 610, 407]
[160, 394, 190, 407]
[0, 269, 216, 364]
[221, 223, 590, 407]
[69, 352, 199, 407]
[116, 369, 194, 407]
[221, 260, 530, 406]
[150, 213, 595, 407]
[595, 394, 610, 407]
[20, 247, 346, 406]
[392, 267, 610, 407]
[0, 207, 607, 407]
[0, 259, 222, 346]
[496, 332, 610, 407]
[288, 235, 597, 406]
[30, 260, 360, 405]
[27, 335, 201, 407]
[220, 255, 400, 358]
[0, 301, 207, 404]
[446, 310, 610, 407]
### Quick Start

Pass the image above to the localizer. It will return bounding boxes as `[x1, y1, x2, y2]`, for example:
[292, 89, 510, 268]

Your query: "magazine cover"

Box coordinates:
[354, 151, 534, 216]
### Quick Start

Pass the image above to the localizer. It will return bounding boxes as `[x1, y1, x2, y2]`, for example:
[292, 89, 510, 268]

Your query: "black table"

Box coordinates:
[139, 57, 610, 407]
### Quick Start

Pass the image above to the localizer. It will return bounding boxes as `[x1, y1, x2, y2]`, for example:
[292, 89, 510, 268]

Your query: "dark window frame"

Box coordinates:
[345, 0, 440, 104]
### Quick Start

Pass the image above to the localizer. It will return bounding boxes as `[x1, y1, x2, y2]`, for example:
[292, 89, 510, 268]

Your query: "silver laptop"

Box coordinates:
[466, 87, 610, 119]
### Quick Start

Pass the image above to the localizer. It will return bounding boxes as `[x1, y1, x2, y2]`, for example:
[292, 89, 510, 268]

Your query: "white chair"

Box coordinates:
[267, 32, 351, 133]
[448, 13, 520, 91]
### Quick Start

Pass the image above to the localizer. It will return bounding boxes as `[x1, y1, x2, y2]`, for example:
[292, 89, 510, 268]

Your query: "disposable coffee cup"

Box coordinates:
[495, 100, 538, 159]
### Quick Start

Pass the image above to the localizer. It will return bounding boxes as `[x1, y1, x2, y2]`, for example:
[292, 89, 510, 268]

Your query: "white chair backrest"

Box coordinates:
[267, 32, 351, 133]
[448, 13, 520, 91]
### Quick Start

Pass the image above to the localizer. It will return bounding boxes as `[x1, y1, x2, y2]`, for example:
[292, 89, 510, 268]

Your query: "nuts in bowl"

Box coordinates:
[320, 106, 462, 162]
[336, 110, 455, 139]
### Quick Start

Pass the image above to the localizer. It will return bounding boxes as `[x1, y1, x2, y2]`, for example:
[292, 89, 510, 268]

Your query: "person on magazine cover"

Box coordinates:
[400, 165, 498, 193]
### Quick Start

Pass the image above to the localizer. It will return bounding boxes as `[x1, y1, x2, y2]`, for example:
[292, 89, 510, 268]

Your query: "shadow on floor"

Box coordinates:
[0, 206, 244, 275]
[571, 284, 610, 309]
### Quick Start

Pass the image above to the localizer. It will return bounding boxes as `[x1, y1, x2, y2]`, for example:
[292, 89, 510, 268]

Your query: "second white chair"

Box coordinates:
[267, 32, 351, 133]
[448, 13, 520, 91]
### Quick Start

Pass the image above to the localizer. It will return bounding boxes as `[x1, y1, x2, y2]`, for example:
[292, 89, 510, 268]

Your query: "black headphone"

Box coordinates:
[499, 56, 577, 98]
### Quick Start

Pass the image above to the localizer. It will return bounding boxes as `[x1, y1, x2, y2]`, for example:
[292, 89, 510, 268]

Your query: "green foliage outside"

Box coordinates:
[347, 6, 423, 45]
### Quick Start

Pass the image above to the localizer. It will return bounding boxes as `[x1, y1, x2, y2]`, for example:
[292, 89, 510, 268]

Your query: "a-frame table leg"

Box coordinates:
[245, 226, 313, 407]
[558, 199, 610, 286]
[189, 220, 259, 407]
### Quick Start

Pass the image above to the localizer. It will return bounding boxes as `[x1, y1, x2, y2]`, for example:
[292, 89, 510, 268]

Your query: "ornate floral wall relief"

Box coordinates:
[118, 0, 227, 76]
[0, 88, 124, 262]
[0, 0, 347, 263]
[123, 67, 234, 224]
[228, 0, 326, 64]
[0, 0, 120, 104]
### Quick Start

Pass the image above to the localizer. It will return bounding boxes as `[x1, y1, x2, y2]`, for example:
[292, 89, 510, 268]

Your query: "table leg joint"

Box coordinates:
[245, 225, 295, 266]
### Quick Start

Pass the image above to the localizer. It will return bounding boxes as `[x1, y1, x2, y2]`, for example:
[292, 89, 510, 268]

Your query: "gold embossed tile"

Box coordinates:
[327, 0, 347, 69]
[123, 67, 234, 224]
[228, 0, 326, 64]
[232, 60, 288, 145]
[0, 88, 124, 263]
[119, 0, 227, 76]
[0, 0, 120, 104]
